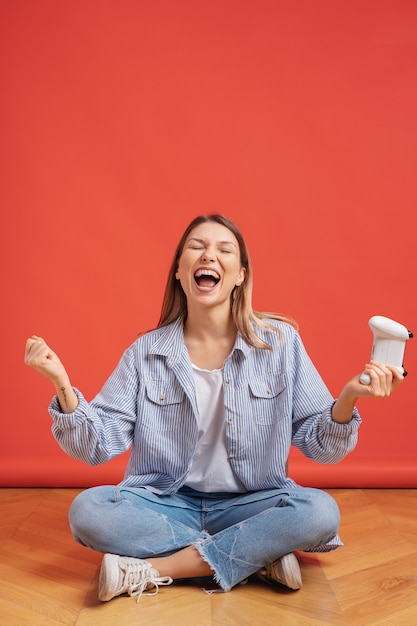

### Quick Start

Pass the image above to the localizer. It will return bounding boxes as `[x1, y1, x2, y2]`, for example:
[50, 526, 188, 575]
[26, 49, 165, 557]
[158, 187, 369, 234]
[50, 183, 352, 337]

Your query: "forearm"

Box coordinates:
[52, 375, 79, 413]
[331, 386, 358, 424]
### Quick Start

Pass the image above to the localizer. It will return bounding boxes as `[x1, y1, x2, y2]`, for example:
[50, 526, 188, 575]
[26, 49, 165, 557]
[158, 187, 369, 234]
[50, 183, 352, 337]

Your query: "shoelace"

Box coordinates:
[123, 560, 173, 603]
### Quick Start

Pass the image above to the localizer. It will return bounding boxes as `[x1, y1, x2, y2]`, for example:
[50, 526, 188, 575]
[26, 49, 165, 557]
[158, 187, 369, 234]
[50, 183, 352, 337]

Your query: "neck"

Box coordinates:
[184, 306, 236, 341]
[183, 309, 237, 370]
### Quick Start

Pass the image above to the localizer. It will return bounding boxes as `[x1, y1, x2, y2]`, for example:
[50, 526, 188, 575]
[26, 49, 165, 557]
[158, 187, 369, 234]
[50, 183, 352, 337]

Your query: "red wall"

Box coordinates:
[1, 0, 416, 487]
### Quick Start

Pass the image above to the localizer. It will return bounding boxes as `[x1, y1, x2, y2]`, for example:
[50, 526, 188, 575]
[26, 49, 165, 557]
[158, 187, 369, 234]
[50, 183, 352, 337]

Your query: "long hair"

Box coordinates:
[157, 214, 298, 349]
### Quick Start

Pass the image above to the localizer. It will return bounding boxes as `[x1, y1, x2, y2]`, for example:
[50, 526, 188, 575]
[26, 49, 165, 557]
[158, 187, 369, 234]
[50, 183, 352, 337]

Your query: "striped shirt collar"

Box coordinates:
[149, 317, 252, 365]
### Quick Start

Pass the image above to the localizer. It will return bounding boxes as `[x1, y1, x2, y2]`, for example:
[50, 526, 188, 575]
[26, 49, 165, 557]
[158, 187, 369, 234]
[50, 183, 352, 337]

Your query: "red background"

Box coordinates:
[1, 0, 416, 487]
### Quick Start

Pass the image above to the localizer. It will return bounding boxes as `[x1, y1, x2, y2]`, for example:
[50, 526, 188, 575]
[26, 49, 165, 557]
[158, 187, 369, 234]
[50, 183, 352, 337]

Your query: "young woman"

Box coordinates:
[24, 214, 404, 602]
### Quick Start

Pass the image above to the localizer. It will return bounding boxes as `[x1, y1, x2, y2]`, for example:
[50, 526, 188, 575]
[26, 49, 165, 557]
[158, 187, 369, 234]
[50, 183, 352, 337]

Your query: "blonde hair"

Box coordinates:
[157, 214, 298, 350]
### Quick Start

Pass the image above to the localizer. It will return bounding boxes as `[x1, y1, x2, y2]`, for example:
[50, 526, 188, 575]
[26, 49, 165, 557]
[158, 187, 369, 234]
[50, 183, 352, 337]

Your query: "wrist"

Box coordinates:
[331, 388, 358, 424]
[339, 382, 359, 405]
[52, 373, 71, 392]
[51, 373, 78, 413]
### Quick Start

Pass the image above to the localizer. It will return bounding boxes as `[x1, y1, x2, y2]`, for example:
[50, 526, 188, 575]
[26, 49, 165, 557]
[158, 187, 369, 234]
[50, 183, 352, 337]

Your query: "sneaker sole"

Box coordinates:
[98, 553, 120, 602]
[258, 553, 302, 590]
[278, 553, 302, 589]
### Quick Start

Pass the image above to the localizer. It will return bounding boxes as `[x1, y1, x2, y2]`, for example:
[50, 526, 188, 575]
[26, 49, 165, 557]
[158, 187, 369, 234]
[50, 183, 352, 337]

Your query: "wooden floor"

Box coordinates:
[0, 488, 416, 625]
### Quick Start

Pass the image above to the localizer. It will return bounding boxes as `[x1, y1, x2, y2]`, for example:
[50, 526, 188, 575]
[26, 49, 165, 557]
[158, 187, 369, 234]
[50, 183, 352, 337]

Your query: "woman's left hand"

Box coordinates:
[332, 361, 405, 424]
[348, 360, 405, 398]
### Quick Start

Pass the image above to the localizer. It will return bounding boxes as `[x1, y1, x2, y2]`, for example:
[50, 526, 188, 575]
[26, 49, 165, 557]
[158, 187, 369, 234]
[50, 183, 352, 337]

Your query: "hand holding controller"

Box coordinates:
[359, 316, 413, 385]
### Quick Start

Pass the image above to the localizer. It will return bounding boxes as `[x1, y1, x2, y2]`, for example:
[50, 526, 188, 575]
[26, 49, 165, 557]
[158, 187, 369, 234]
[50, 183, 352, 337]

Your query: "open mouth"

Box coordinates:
[194, 269, 220, 289]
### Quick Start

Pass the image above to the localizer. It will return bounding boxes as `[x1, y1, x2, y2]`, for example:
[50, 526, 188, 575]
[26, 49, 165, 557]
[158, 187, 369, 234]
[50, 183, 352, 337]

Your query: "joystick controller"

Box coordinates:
[359, 316, 413, 385]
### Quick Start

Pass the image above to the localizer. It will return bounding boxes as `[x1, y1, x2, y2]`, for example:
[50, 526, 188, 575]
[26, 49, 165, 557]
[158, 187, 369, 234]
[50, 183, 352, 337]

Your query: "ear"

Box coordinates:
[236, 267, 246, 286]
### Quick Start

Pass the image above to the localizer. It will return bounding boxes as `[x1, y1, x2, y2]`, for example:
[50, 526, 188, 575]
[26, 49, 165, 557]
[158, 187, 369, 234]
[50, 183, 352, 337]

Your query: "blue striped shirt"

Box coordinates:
[50, 318, 361, 495]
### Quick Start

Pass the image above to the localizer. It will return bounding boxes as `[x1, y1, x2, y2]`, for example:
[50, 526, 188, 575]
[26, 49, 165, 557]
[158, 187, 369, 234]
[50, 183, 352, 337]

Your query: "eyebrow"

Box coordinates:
[188, 237, 237, 248]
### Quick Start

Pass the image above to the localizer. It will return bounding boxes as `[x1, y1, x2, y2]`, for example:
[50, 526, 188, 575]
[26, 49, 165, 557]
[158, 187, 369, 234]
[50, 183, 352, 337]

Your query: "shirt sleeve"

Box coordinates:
[49, 344, 139, 465]
[290, 331, 361, 463]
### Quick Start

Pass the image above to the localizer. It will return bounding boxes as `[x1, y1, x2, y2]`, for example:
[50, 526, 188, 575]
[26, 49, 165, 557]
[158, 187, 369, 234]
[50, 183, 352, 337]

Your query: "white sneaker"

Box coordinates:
[98, 553, 173, 602]
[257, 553, 302, 590]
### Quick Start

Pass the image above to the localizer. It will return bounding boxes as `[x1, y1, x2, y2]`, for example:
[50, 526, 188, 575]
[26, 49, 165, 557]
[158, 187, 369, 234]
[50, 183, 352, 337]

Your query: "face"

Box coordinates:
[175, 221, 245, 312]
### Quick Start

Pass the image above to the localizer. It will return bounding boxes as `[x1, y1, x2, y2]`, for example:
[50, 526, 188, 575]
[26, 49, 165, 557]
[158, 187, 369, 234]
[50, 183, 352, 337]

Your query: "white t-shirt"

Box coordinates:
[185, 364, 246, 493]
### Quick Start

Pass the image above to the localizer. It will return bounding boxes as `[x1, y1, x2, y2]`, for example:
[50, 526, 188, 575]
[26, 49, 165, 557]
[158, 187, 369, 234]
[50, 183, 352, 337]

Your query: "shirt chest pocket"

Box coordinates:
[248, 375, 288, 424]
[142, 382, 185, 431]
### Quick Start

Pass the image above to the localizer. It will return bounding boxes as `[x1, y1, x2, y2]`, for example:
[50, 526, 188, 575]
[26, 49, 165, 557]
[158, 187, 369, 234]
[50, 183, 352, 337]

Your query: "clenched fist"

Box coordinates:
[24, 336, 66, 382]
[24, 336, 78, 412]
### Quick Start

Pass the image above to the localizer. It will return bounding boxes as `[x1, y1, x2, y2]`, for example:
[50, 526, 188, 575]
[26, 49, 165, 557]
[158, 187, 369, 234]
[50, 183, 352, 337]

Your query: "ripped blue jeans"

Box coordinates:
[68, 485, 341, 591]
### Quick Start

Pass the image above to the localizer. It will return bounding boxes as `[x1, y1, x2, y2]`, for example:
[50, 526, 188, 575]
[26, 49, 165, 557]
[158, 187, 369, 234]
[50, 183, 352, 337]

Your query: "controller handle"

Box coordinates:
[359, 315, 413, 385]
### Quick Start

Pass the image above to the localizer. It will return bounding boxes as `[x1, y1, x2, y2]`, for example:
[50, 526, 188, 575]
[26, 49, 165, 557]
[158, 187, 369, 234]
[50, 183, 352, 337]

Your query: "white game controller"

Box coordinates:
[359, 315, 413, 385]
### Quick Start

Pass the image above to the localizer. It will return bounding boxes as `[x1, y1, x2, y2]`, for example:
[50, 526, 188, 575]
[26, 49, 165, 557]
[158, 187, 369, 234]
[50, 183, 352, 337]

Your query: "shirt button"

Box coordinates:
[228, 454, 234, 459]
[159, 395, 165, 401]
[228, 420, 233, 425]
[266, 388, 272, 394]
[224, 381, 231, 386]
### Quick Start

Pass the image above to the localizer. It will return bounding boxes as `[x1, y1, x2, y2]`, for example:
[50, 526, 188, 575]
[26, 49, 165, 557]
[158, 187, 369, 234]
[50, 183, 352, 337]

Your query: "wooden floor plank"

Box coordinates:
[77, 584, 213, 626]
[0, 597, 68, 626]
[331, 553, 417, 621]
[369, 603, 417, 626]
[0, 578, 79, 625]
